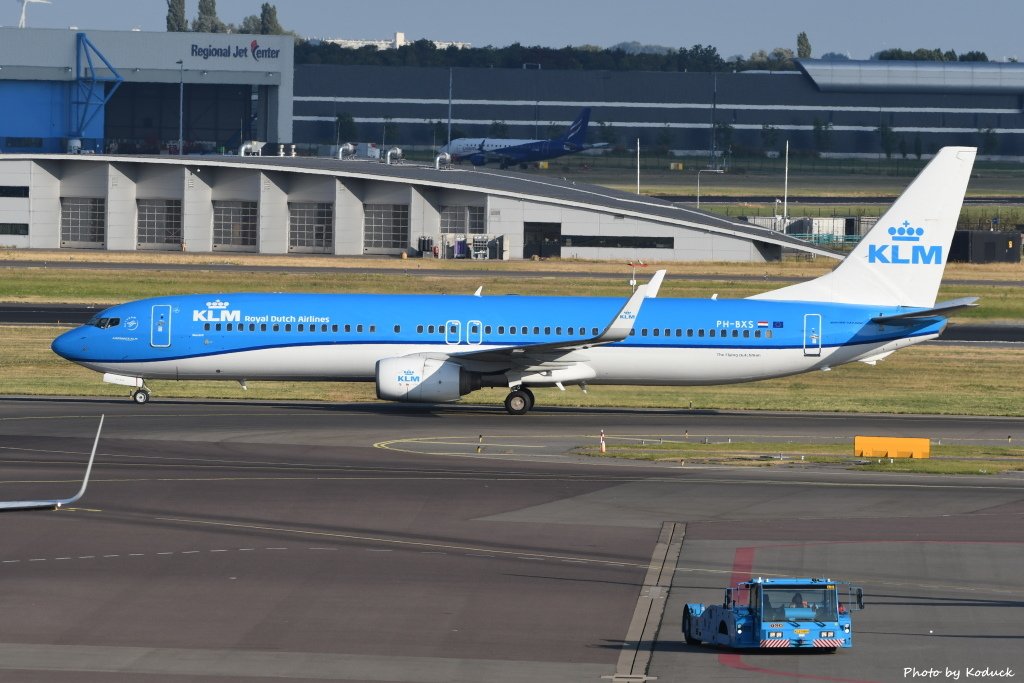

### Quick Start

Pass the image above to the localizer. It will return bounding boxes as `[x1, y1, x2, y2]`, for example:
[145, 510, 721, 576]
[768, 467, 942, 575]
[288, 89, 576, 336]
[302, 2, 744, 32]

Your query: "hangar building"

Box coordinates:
[0, 154, 833, 261]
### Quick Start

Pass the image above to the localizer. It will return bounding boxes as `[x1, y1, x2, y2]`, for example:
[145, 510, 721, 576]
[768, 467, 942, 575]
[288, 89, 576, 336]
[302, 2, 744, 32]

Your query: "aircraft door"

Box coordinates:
[467, 320, 483, 346]
[151, 304, 172, 348]
[803, 313, 822, 357]
[445, 320, 461, 345]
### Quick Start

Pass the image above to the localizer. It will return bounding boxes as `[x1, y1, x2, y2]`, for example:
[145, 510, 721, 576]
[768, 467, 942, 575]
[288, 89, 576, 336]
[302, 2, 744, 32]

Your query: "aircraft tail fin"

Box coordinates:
[750, 147, 977, 308]
[560, 108, 591, 147]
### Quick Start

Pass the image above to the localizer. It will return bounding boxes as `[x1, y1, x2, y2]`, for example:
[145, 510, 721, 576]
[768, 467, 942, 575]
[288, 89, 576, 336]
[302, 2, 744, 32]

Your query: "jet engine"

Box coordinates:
[375, 356, 480, 403]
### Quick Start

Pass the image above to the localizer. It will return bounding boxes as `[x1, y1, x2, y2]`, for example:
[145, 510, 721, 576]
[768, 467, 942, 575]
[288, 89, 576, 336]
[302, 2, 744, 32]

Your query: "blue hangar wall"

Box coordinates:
[0, 81, 104, 153]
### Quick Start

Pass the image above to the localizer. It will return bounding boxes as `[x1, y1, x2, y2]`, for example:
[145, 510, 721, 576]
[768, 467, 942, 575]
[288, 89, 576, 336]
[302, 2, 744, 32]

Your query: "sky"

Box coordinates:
[5, 0, 1023, 62]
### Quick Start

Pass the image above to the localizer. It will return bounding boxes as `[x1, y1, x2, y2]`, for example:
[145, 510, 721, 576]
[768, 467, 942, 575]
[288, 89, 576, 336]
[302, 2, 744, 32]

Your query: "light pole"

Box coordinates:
[696, 168, 723, 210]
[176, 59, 183, 156]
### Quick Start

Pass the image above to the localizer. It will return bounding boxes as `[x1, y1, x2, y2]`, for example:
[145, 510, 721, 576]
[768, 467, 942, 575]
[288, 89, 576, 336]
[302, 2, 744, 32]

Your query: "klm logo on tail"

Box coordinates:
[867, 221, 942, 265]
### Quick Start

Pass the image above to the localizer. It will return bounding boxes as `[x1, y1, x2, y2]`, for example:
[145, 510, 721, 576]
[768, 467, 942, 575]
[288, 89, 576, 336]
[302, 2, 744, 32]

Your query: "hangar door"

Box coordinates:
[524, 222, 561, 259]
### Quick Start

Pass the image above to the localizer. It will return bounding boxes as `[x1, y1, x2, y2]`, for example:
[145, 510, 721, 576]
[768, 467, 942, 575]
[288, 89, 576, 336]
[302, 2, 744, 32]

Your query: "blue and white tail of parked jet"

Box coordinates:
[438, 108, 600, 168]
[52, 147, 978, 415]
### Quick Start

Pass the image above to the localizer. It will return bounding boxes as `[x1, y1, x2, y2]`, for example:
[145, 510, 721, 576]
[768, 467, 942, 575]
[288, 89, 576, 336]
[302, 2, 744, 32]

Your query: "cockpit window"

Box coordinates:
[85, 316, 120, 329]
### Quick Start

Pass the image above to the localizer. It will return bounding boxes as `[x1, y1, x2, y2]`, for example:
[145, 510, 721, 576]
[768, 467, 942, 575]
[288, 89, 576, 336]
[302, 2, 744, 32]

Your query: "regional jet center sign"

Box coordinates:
[191, 39, 281, 62]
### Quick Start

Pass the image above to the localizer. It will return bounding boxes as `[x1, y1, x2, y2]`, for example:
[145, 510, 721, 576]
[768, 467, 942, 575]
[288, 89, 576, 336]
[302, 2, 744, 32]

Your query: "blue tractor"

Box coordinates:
[683, 577, 864, 652]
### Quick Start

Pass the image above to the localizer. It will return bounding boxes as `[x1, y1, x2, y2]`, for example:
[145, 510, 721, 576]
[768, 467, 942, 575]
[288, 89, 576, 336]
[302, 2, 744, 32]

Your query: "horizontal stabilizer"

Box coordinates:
[871, 297, 979, 324]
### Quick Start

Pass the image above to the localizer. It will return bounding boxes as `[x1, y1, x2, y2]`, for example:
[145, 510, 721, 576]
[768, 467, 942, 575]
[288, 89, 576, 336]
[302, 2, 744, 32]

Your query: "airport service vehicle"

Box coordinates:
[439, 107, 602, 167]
[683, 577, 865, 651]
[51, 147, 977, 414]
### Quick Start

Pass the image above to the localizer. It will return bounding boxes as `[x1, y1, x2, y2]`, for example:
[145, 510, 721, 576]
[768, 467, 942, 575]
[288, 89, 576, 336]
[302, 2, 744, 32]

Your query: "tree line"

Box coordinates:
[165, 6, 995, 71]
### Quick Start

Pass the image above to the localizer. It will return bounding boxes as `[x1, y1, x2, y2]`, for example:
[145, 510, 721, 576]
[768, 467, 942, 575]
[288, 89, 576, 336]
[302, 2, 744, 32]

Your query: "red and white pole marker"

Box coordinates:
[600, 429, 606, 454]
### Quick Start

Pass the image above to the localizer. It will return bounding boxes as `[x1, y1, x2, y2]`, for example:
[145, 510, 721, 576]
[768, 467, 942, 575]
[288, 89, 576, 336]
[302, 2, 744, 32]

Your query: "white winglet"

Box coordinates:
[473, 286, 483, 297]
[0, 415, 103, 512]
[597, 283, 648, 343]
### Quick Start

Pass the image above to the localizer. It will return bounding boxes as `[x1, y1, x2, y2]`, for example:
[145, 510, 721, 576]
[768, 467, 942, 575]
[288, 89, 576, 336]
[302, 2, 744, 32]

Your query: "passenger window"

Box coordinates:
[204, 323, 210, 331]
[357, 324, 363, 333]
[370, 325, 376, 333]
[260, 324, 267, 332]
[687, 329, 693, 337]
[698, 329, 704, 337]
[676, 328, 682, 336]
[568, 327, 574, 335]
[298, 324, 304, 332]
[521, 326, 528, 335]
[249, 323, 255, 331]
[533, 326, 540, 335]
[215, 323, 222, 331]
[428, 325, 435, 333]
[498, 326, 504, 334]
[321, 324, 328, 332]
[485, 325, 492, 334]
[449, 325, 457, 334]
[629, 329, 635, 336]
[709, 329, 715, 337]
[592, 327, 599, 335]
[394, 325, 401, 333]
[544, 326, 551, 335]
[344, 324, 351, 333]
[471, 324, 479, 334]
[754, 330, 761, 338]
[665, 329, 671, 337]
[273, 324, 279, 332]
[766, 330, 773, 339]
[743, 329, 750, 338]
[332, 324, 338, 332]
[417, 325, 424, 333]
[732, 329, 738, 338]
[285, 324, 291, 332]
[653, 328, 660, 337]
[555, 327, 562, 335]
[227, 323, 234, 331]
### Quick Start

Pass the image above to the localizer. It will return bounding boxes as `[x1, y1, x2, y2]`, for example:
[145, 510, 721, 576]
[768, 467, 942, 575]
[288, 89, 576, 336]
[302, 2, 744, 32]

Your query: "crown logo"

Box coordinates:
[206, 300, 230, 309]
[888, 221, 924, 242]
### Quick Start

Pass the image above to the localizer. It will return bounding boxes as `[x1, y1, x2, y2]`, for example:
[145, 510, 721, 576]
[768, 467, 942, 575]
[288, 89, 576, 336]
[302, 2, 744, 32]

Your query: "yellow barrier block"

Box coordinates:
[854, 436, 930, 459]
[538, 161, 549, 170]
[669, 162, 685, 171]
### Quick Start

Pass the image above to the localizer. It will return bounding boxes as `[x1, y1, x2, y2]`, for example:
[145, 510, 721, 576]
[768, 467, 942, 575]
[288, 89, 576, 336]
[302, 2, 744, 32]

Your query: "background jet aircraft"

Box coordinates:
[439, 108, 601, 168]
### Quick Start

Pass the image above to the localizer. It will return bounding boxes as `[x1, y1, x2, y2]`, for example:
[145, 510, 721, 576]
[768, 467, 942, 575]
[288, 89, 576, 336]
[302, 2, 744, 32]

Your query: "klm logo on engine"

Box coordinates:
[193, 299, 240, 323]
[867, 222, 942, 265]
[398, 370, 421, 383]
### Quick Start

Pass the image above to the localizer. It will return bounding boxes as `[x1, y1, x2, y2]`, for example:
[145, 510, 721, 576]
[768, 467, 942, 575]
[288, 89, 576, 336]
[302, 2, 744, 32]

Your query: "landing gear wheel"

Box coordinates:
[683, 611, 699, 646]
[504, 389, 531, 415]
[520, 387, 535, 411]
[131, 388, 151, 405]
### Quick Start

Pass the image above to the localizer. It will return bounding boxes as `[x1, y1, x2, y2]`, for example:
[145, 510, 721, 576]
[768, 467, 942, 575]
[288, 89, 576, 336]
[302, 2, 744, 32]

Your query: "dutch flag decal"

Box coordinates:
[757, 321, 769, 328]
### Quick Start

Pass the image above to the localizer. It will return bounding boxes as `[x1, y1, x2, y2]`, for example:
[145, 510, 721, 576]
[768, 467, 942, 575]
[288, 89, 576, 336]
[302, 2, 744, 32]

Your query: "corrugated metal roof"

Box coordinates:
[797, 59, 1024, 93]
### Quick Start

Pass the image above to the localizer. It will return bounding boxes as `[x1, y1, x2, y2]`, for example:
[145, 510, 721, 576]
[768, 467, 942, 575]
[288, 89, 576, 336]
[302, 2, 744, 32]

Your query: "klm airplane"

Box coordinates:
[438, 108, 599, 168]
[52, 147, 978, 415]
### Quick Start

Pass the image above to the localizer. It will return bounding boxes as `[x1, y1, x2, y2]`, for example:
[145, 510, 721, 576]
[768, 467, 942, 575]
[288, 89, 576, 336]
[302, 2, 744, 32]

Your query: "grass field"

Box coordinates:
[5, 325, 1023, 416]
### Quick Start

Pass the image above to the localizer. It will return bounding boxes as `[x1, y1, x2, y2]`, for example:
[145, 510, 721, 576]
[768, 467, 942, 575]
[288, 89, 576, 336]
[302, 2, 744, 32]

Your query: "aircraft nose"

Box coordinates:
[51, 328, 88, 361]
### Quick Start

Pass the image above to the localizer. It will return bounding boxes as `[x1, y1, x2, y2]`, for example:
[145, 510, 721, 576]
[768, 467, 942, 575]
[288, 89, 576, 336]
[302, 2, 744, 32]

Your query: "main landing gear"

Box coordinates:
[504, 386, 535, 415]
[131, 386, 151, 404]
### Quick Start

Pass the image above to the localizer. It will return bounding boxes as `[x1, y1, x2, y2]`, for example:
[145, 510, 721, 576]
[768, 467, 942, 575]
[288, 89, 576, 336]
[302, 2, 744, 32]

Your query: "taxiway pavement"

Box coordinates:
[0, 399, 1021, 682]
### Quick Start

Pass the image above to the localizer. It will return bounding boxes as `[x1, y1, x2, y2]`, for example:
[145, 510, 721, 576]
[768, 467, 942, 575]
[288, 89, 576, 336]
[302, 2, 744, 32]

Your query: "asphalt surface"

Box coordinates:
[0, 398, 1022, 682]
[4, 302, 1021, 343]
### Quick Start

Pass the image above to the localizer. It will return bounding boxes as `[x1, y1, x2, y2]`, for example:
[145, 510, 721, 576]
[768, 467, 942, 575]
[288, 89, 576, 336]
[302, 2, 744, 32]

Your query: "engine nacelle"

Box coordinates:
[375, 356, 480, 403]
